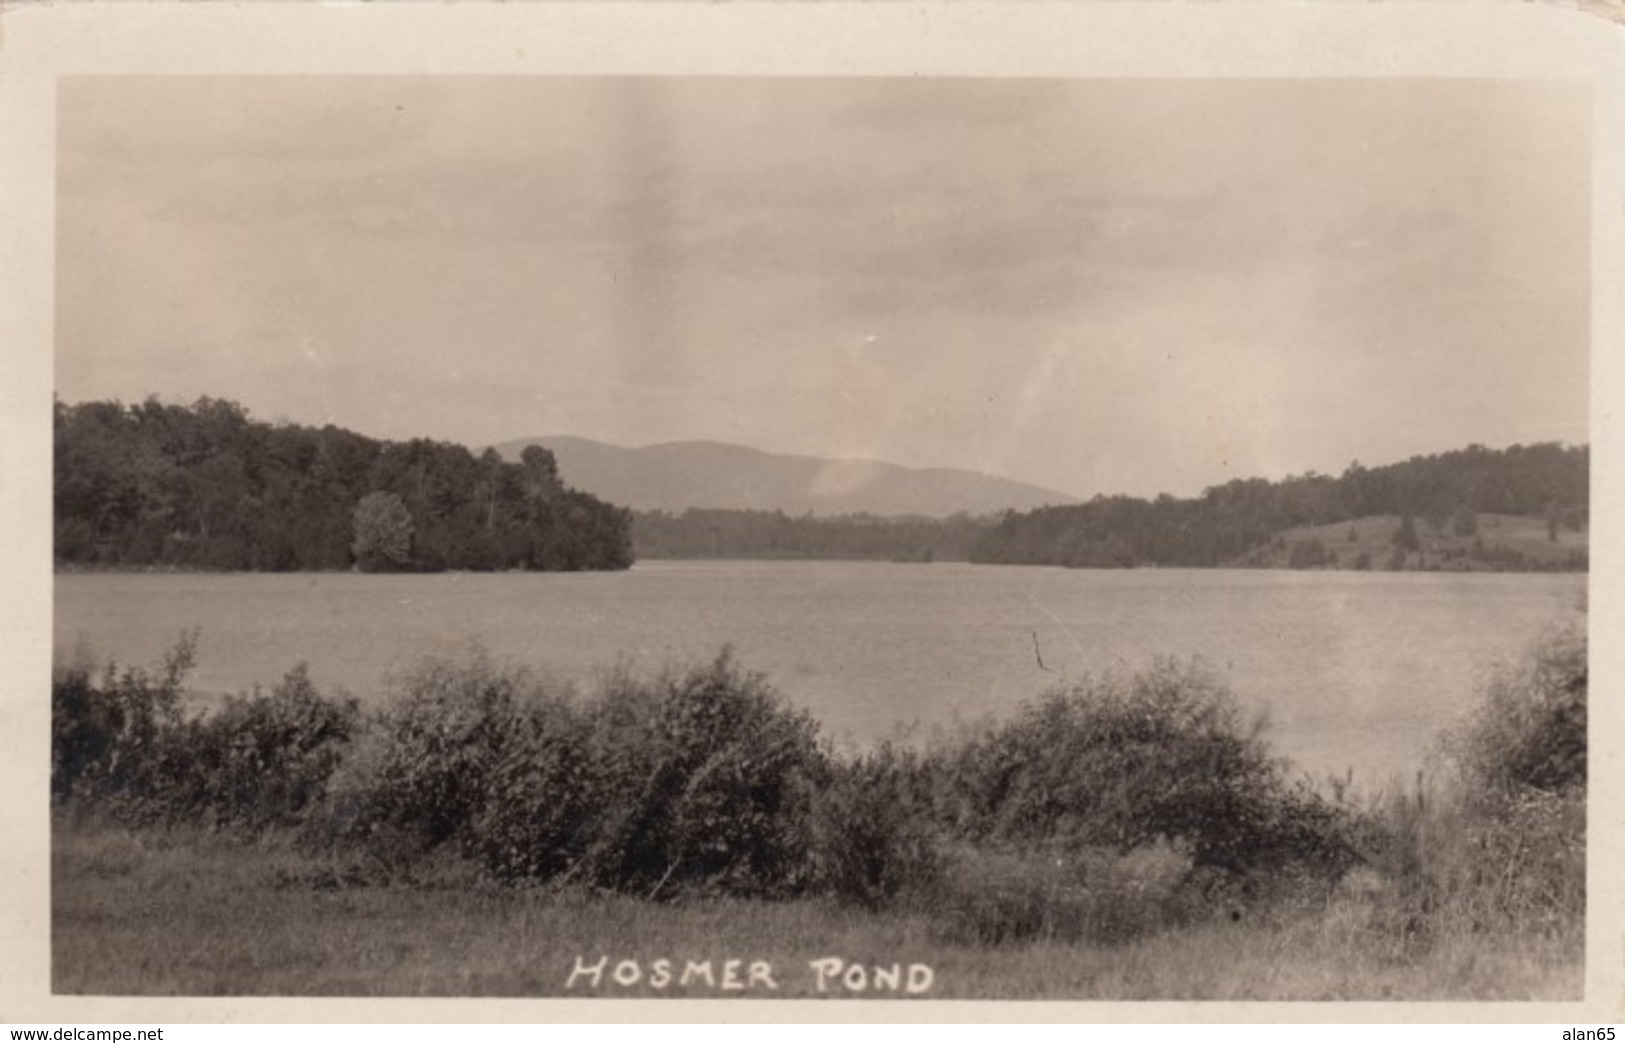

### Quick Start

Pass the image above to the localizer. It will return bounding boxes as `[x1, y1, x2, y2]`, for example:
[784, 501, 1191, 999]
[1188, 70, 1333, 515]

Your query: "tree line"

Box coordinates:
[970, 442, 1589, 569]
[54, 396, 633, 573]
[632, 508, 996, 562]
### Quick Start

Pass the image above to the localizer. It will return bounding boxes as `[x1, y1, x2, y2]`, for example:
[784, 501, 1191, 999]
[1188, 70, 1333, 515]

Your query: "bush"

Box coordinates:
[322, 649, 829, 899]
[1441, 624, 1586, 934]
[1288, 538, 1329, 569]
[812, 741, 942, 908]
[579, 651, 828, 899]
[467, 692, 596, 882]
[1350, 624, 1588, 945]
[318, 652, 543, 864]
[927, 659, 1357, 879]
[51, 633, 197, 821]
[177, 664, 359, 830]
[1448, 623, 1586, 799]
[52, 635, 357, 833]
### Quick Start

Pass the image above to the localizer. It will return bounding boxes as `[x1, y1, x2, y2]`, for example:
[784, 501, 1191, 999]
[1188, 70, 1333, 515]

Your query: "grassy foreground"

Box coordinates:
[51, 621, 1586, 1000]
[53, 822, 1579, 1000]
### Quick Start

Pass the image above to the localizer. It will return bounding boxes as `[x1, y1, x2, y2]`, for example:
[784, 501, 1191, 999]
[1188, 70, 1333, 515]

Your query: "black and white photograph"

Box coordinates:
[2, 0, 1620, 1022]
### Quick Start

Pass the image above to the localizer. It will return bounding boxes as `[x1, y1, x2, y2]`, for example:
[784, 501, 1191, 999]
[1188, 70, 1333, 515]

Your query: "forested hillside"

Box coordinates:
[970, 444, 1589, 571]
[54, 397, 633, 573]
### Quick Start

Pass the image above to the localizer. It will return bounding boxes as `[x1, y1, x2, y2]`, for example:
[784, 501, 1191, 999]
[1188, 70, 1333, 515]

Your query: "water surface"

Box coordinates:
[54, 562, 1585, 782]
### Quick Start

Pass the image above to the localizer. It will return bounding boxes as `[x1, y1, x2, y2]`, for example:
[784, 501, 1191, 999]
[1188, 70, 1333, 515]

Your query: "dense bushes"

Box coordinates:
[52, 627, 1584, 949]
[52, 634, 358, 829]
[1449, 623, 1586, 798]
[50, 640, 1359, 930]
[51, 635, 196, 819]
[323, 654, 570, 865]
[811, 742, 942, 909]
[326, 651, 829, 897]
[578, 655, 826, 897]
[1330, 623, 1588, 949]
[180, 664, 359, 829]
[925, 660, 1357, 878]
[1457, 623, 1588, 934]
[1432, 624, 1586, 936]
[58, 645, 831, 900]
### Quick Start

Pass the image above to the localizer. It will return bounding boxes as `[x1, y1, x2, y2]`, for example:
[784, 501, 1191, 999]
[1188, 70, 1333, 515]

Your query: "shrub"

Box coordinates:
[579, 651, 828, 899]
[1448, 623, 1586, 799]
[1288, 538, 1329, 569]
[1352, 624, 1588, 945]
[1440, 624, 1586, 934]
[51, 633, 197, 821]
[812, 741, 942, 908]
[468, 690, 596, 882]
[177, 664, 359, 830]
[53, 634, 361, 832]
[928, 659, 1357, 879]
[319, 652, 540, 863]
[321, 649, 829, 898]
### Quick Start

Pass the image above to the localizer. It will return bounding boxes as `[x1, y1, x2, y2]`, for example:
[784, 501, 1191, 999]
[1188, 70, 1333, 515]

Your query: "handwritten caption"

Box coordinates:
[566, 955, 935, 995]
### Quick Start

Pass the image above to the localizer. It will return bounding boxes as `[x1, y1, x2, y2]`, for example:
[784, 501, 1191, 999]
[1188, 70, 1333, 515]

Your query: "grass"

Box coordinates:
[1259, 513, 1587, 570]
[52, 822, 1581, 1000]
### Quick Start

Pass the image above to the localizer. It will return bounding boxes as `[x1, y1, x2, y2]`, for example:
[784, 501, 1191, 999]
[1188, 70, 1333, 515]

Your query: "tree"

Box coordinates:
[1288, 538, 1329, 569]
[520, 445, 561, 495]
[1391, 513, 1420, 552]
[352, 491, 414, 571]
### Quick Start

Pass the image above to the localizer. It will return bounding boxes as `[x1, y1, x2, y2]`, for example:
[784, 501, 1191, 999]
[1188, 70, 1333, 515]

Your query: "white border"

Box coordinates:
[1, 1, 1620, 1024]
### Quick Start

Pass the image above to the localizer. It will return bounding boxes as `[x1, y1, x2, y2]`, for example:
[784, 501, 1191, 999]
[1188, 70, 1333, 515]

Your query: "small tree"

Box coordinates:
[1451, 506, 1478, 538]
[352, 491, 414, 571]
[1288, 538, 1329, 569]
[1392, 513, 1420, 552]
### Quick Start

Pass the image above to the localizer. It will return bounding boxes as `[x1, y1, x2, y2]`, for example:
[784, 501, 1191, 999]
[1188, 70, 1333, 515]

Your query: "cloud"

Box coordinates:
[55, 76, 1590, 499]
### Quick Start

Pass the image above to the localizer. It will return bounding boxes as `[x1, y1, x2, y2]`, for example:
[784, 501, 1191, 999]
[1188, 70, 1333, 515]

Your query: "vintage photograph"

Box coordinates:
[41, 68, 1593, 1003]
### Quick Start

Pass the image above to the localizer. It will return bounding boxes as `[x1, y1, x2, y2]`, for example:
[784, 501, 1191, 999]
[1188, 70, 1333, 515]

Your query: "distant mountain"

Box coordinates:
[493, 436, 1078, 517]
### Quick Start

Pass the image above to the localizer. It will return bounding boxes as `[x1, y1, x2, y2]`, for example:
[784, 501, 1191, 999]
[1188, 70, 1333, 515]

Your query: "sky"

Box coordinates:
[55, 77, 1591, 499]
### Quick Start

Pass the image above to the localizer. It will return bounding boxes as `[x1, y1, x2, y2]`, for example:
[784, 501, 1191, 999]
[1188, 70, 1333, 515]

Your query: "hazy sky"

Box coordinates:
[55, 77, 1590, 499]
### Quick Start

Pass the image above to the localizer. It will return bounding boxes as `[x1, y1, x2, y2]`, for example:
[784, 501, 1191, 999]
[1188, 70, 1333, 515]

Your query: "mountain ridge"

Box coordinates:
[494, 435, 1078, 517]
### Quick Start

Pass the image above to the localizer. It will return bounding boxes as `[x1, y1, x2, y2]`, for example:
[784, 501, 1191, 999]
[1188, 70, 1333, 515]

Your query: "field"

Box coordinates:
[51, 824, 1580, 1000]
[1246, 513, 1589, 571]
